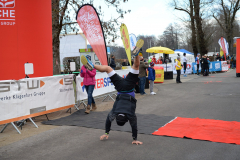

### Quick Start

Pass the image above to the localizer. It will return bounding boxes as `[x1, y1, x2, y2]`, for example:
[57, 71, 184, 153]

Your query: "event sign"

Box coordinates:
[209, 62, 213, 72]
[129, 33, 137, 51]
[0, 75, 75, 125]
[153, 66, 164, 83]
[76, 4, 108, 65]
[120, 23, 132, 66]
[192, 61, 222, 73]
[221, 61, 228, 71]
[213, 61, 222, 71]
[0, 1, 53, 80]
[76, 70, 129, 101]
[192, 62, 202, 74]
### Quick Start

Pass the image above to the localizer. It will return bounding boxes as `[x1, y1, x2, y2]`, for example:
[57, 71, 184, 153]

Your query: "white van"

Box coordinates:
[60, 34, 101, 73]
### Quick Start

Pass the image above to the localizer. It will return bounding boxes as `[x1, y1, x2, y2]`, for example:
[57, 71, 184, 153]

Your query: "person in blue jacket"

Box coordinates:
[207, 57, 210, 73]
[195, 53, 200, 75]
[148, 62, 156, 95]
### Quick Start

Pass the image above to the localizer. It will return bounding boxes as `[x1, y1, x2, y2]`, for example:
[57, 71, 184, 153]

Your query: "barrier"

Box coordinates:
[76, 70, 130, 101]
[173, 63, 193, 75]
[0, 75, 75, 133]
[156, 64, 173, 71]
[192, 62, 202, 74]
[153, 66, 164, 83]
[212, 61, 222, 72]
[192, 61, 222, 74]
[221, 61, 228, 71]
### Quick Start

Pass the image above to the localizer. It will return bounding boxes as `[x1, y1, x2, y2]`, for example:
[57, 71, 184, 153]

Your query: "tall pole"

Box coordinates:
[148, 39, 149, 58]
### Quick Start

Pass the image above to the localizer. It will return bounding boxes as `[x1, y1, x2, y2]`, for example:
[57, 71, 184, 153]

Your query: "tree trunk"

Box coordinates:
[52, 0, 61, 75]
[189, 0, 198, 57]
[193, 0, 208, 56]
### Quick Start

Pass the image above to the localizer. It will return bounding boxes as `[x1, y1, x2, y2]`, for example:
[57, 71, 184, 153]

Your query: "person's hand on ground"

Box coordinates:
[132, 140, 143, 145]
[100, 134, 109, 140]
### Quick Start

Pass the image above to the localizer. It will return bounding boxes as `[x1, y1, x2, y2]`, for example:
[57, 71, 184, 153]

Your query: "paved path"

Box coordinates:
[1, 70, 240, 160]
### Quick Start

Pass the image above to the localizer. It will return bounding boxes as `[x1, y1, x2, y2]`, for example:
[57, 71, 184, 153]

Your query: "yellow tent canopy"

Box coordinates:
[146, 47, 174, 54]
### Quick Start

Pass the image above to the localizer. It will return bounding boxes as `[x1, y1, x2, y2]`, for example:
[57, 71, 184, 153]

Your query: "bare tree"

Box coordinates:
[52, 0, 130, 75]
[171, 0, 214, 56]
[213, 0, 240, 55]
[109, 46, 126, 59]
[137, 35, 157, 58]
[172, 0, 199, 56]
[193, 0, 208, 55]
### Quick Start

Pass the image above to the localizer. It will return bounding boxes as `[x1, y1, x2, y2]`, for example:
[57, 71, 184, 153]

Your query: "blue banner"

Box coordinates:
[211, 61, 222, 72]
[192, 62, 201, 74]
[192, 61, 222, 73]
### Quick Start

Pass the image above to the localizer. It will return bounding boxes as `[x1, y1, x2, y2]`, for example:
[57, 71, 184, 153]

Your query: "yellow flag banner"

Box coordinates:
[220, 47, 224, 57]
[120, 24, 132, 66]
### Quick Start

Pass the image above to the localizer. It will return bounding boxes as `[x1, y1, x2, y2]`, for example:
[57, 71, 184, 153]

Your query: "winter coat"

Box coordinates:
[195, 57, 199, 64]
[156, 59, 163, 64]
[176, 60, 182, 70]
[139, 61, 149, 77]
[80, 65, 96, 86]
[148, 67, 155, 81]
[110, 58, 116, 69]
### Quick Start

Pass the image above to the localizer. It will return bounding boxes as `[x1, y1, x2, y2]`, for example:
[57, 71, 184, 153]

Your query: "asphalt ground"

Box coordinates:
[1, 69, 240, 160]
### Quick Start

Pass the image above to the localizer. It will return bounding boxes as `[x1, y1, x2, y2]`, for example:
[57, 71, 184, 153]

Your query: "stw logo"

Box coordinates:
[0, 0, 15, 8]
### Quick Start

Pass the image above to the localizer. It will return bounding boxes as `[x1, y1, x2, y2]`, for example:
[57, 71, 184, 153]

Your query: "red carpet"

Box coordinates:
[152, 117, 240, 145]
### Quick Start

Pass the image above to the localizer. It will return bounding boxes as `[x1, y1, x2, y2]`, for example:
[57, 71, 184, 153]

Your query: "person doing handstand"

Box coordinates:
[81, 50, 143, 145]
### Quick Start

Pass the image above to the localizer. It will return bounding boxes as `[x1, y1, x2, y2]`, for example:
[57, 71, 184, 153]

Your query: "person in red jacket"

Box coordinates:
[151, 55, 157, 64]
[156, 56, 163, 64]
[80, 65, 97, 114]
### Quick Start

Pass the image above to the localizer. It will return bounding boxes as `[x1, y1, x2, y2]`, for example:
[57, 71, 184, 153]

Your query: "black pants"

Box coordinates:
[197, 64, 199, 75]
[110, 72, 139, 92]
[176, 70, 181, 82]
[202, 64, 208, 75]
[183, 62, 187, 73]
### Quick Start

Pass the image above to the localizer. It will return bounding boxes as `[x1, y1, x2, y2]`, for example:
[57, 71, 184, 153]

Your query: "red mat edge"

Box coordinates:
[152, 117, 240, 145]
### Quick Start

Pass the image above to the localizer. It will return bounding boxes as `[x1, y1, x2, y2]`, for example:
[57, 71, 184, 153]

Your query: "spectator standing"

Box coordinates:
[110, 55, 116, 70]
[148, 62, 156, 95]
[151, 55, 157, 64]
[80, 65, 97, 114]
[216, 54, 221, 61]
[227, 55, 230, 60]
[148, 58, 152, 63]
[139, 57, 149, 95]
[195, 53, 200, 75]
[201, 55, 208, 76]
[182, 53, 187, 77]
[164, 57, 169, 64]
[207, 57, 210, 73]
[231, 56, 235, 68]
[176, 56, 182, 83]
[156, 57, 163, 64]
[169, 57, 172, 63]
